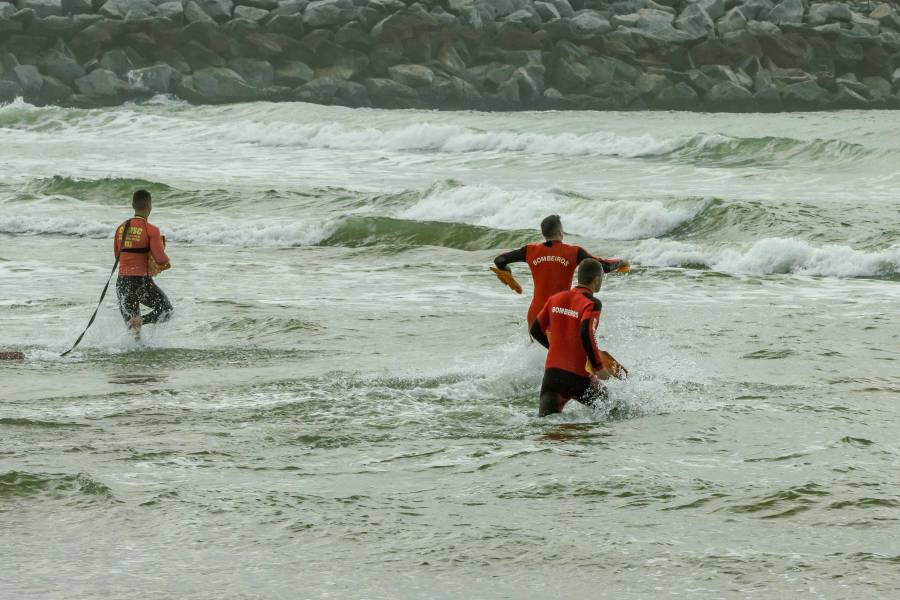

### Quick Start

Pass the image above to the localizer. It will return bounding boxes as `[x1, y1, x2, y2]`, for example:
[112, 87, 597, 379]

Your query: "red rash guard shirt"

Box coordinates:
[113, 217, 169, 277]
[524, 241, 582, 325]
[493, 240, 623, 325]
[533, 285, 604, 378]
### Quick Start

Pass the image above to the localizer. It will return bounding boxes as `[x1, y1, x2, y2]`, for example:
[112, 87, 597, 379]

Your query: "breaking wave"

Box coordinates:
[2, 99, 885, 167]
[634, 238, 900, 278]
[228, 120, 884, 166]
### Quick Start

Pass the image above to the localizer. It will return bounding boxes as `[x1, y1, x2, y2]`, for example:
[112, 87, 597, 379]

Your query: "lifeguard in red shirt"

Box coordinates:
[491, 214, 629, 326]
[113, 189, 173, 335]
[529, 259, 628, 417]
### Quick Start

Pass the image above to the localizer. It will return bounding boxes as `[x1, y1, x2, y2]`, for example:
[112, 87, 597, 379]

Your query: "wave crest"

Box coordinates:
[635, 238, 900, 278]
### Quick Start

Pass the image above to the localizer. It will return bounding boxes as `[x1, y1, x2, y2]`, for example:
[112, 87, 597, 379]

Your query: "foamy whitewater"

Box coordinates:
[2, 101, 899, 599]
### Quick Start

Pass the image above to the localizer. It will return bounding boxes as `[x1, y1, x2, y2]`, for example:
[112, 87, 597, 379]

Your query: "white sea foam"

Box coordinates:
[0, 215, 112, 238]
[400, 184, 706, 241]
[0, 216, 336, 248]
[229, 120, 684, 157]
[635, 238, 900, 277]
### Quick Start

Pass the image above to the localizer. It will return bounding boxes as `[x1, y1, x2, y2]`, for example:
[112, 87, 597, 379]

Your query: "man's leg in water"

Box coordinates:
[116, 277, 141, 322]
[116, 276, 143, 335]
[539, 390, 568, 417]
[538, 369, 609, 417]
[574, 380, 609, 411]
[138, 277, 173, 324]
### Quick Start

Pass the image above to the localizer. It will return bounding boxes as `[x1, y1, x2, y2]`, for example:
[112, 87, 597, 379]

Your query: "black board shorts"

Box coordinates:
[539, 367, 608, 416]
[115, 276, 173, 324]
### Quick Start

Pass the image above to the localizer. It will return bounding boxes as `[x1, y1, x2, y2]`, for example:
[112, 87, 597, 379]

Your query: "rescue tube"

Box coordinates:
[490, 267, 522, 294]
[148, 235, 170, 277]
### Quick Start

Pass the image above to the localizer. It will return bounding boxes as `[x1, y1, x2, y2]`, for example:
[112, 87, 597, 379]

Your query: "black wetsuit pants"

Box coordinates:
[116, 276, 173, 324]
[539, 368, 608, 417]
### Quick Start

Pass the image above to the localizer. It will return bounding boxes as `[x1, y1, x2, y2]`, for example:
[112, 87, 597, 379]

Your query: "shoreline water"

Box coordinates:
[3, 101, 900, 598]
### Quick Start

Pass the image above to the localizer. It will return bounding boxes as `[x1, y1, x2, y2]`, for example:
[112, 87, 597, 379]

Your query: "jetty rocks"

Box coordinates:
[2, 0, 900, 111]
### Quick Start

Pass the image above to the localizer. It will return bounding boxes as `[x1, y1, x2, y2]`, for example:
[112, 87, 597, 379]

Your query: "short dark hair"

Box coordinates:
[541, 214, 562, 238]
[577, 258, 604, 285]
[132, 189, 151, 211]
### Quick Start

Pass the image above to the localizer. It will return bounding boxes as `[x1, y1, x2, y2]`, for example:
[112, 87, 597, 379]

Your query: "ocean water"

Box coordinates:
[1, 98, 899, 599]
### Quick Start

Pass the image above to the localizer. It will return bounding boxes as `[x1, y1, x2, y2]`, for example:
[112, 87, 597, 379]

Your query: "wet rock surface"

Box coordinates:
[1, 0, 899, 110]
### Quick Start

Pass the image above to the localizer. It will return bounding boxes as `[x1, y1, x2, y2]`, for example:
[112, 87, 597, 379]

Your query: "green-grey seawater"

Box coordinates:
[1, 99, 899, 599]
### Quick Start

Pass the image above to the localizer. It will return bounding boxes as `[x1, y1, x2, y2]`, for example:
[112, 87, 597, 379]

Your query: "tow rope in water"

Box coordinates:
[61, 220, 130, 357]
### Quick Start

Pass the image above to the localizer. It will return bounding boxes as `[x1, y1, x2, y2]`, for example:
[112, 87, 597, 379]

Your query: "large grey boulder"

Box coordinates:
[656, 81, 698, 108]
[184, 1, 215, 22]
[862, 76, 892, 99]
[570, 10, 611, 41]
[314, 49, 368, 80]
[717, 7, 746, 35]
[19, 0, 62, 18]
[273, 60, 313, 86]
[128, 64, 181, 93]
[766, 0, 804, 27]
[706, 80, 754, 110]
[675, 2, 715, 40]
[294, 77, 350, 104]
[191, 67, 262, 101]
[739, 0, 773, 20]
[546, 0, 574, 18]
[424, 75, 483, 107]
[807, 3, 851, 26]
[892, 67, 900, 89]
[370, 5, 435, 41]
[100, 0, 158, 19]
[38, 48, 85, 84]
[835, 73, 869, 96]
[228, 57, 274, 87]
[435, 43, 466, 76]
[387, 63, 434, 87]
[194, 0, 233, 22]
[503, 7, 541, 28]
[38, 74, 73, 103]
[363, 77, 421, 108]
[635, 71, 672, 96]
[303, 0, 344, 28]
[12, 64, 44, 94]
[747, 19, 780, 35]
[74, 68, 129, 97]
[157, 1, 183, 20]
[238, 0, 277, 8]
[781, 79, 828, 108]
[612, 0, 675, 16]
[616, 9, 693, 44]
[27, 14, 78, 38]
[550, 54, 590, 93]
[849, 13, 880, 37]
[832, 84, 869, 108]
[870, 3, 900, 31]
[335, 20, 372, 50]
[754, 84, 781, 110]
[99, 49, 134, 77]
[266, 13, 304, 34]
[701, 63, 750, 87]
[272, 0, 307, 16]
[60, 0, 91, 14]
[468, 62, 515, 91]
[333, 79, 369, 107]
[534, 1, 560, 21]
[234, 5, 269, 21]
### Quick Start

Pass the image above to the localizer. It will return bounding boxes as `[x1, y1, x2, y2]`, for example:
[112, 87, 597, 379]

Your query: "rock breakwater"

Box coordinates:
[1, 0, 899, 110]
